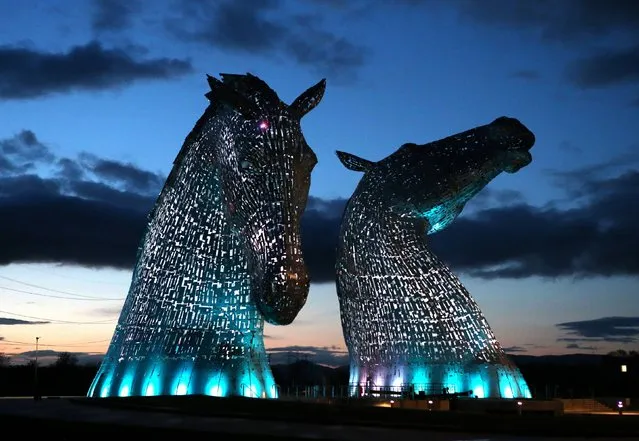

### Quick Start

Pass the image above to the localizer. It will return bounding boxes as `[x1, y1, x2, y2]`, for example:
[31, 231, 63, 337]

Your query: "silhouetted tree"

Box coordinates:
[607, 349, 628, 357]
[54, 352, 79, 368]
[0, 352, 8, 366]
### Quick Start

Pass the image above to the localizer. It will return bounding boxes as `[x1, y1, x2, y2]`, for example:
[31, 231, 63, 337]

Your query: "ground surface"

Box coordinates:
[0, 396, 638, 440]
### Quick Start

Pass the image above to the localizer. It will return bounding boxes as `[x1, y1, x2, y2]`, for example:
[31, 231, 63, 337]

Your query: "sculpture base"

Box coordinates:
[88, 358, 278, 399]
[348, 361, 531, 399]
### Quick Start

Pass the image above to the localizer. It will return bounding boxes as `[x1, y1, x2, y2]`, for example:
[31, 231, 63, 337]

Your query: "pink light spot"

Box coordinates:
[259, 120, 269, 131]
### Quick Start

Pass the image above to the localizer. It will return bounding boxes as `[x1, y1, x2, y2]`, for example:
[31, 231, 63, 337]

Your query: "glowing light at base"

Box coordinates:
[144, 383, 156, 397]
[119, 384, 130, 398]
[88, 73, 326, 399]
[336, 117, 535, 399]
[205, 373, 228, 397]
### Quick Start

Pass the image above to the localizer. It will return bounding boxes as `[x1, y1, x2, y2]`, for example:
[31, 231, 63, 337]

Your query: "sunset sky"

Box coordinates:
[1, 0, 638, 366]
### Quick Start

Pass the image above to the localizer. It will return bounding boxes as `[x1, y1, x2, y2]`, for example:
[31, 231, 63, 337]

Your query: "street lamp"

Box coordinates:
[517, 400, 523, 416]
[33, 336, 40, 401]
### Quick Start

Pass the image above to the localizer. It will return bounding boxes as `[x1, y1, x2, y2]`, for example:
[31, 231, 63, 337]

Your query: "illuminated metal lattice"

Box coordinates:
[336, 117, 535, 399]
[88, 73, 325, 399]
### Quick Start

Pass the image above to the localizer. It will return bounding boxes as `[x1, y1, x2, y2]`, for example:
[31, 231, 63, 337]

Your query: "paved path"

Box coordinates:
[0, 398, 629, 441]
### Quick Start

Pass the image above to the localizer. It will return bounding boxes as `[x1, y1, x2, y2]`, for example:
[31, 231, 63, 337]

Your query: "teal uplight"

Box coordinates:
[172, 363, 194, 395]
[118, 367, 136, 397]
[87, 379, 97, 397]
[99, 372, 113, 398]
[499, 374, 515, 399]
[143, 363, 163, 397]
[242, 384, 257, 397]
[205, 372, 228, 397]
[469, 372, 486, 398]
[119, 384, 130, 397]
[142, 363, 162, 397]
[411, 367, 430, 392]
[516, 376, 532, 398]
[240, 371, 262, 398]
[445, 370, 462, 394]
[261, 370, 278, 398]
[267, 382, 279, 399]
[349, 365, 359, 385]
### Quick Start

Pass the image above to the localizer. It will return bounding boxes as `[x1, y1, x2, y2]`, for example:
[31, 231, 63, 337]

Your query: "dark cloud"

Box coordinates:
[510, 70, 541, 80]
[0, 130, 54, 175]
[1, 131, 639, 281]
[79, 153, 164, 195]
[432, 169, 639, 279]
[556, 317, 639, 344]
[453, 0, 639, 42]
[566, 343, 597, 350]
[0, 194, 148, 269]
[451, 1, 639, 89]
[93, 306, 124, 317]
[165, 0, 367, 82]
[0, 41, 193, 100]
[267, 345, 348, 366]
[503, 345, 527, 353]
[0, 317, 50, 325]
[0, 175, 62, 198]
[546, 150, 639, 186]
[0, 136, 154, 268]
[558, 336, 636, 344]
[566, 45, 639, 88]
[92, 0, 142, 32]
[57, 158, 85, 181]
[463, 188, 525, 212]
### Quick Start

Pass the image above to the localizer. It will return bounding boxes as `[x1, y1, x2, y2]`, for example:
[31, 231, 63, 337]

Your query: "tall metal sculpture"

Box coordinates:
[88, 73, 325, 399]
[336, 117, 535, 399]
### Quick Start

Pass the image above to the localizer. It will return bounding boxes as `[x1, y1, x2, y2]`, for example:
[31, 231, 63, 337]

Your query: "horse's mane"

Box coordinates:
[147, 73, 284, 220]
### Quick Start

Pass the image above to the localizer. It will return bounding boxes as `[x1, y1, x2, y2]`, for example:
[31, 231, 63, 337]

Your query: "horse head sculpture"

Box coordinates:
[89, 73, 325, 399]
[337, 116, 535, 234]
[335, 117, 535, 399]
[202, 73, 324, 325]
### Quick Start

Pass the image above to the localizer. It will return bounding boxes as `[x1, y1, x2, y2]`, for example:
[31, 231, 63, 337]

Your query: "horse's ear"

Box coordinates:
[290, 79, 326, 118]
[205, 74, 260, 120]
[336, 150, 374, 173]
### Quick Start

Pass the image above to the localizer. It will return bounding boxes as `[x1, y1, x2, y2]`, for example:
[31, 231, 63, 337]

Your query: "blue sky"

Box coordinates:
[1, 0, 638, 365]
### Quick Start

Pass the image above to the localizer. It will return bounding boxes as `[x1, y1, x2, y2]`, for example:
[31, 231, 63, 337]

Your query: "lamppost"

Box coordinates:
[34, 336, 40, 401]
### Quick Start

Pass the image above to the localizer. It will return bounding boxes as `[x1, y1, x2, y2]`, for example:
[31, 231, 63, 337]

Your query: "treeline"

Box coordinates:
[0, 356, 96, 397]
[0, 352, 637, 398]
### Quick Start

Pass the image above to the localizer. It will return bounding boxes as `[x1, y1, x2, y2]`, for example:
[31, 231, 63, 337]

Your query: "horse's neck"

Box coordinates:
[339, 203, 440, 276]
[133, 139, 253, 309]
[338, 197, 506, 365]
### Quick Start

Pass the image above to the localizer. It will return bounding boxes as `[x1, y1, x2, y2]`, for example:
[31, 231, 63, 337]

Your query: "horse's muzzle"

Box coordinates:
[256, 264, 310, 325]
